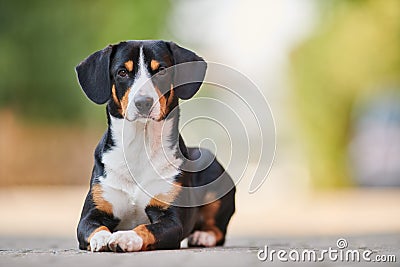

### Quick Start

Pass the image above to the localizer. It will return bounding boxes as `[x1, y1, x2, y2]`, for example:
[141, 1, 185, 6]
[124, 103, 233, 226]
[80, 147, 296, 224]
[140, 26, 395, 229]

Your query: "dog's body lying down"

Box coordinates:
[76, 40, 235, 252]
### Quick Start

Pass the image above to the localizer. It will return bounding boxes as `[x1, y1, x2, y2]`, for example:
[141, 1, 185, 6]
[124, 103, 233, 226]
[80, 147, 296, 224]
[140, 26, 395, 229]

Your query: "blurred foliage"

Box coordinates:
[0, 0, 170, 125]
[291, 0, 400, 187]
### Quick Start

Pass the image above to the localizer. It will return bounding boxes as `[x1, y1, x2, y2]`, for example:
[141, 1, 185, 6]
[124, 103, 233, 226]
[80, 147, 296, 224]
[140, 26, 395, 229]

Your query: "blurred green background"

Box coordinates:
[0, 0, 171, 124]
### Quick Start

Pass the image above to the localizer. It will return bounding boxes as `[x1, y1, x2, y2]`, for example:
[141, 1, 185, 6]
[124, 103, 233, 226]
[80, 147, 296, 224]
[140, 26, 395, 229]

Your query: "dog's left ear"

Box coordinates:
[166, 42, 207, 100]
[75, 45, 113, 104]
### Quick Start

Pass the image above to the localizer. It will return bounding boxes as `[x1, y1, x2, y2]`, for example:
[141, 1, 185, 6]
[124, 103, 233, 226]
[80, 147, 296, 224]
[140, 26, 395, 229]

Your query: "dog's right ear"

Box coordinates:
[75, 45, 113, 104]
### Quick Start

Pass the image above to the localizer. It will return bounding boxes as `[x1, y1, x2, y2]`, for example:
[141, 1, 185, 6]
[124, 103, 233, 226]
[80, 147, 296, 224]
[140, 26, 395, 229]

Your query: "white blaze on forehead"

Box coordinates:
[126, 46, 160, 120]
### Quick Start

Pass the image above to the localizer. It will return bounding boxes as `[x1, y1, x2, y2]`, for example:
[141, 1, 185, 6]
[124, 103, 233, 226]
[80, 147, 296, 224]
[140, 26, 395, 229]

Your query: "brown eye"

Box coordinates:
[158, 66, 166, 75]
[118, 69, 128, 77]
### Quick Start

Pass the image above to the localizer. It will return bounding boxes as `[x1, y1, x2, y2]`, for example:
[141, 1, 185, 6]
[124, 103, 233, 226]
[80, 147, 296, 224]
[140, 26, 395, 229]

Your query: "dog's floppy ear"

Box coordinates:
[166, 42, 207, 100]
[75, 45, 113, 104]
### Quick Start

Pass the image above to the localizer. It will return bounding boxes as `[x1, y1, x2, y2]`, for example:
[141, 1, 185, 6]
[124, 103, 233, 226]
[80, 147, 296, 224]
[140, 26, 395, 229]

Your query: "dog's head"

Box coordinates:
[76, 40, 207, 121]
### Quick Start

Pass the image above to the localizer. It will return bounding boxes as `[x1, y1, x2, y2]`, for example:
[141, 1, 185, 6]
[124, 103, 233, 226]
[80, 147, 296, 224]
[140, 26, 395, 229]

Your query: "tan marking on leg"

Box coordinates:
[120, 88, 131, 116]
[133, 225, 156, 251]
[124, 60, 134, 72]
[91, 184, 113, 215]
[150, 60, 160, 71]
[200, 200, 224, 243]
[148, 182, 181, 209]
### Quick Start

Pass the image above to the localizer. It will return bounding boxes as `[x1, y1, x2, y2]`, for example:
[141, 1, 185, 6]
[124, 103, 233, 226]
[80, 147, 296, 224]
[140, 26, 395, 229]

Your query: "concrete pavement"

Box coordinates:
[0, 234, 398, 267]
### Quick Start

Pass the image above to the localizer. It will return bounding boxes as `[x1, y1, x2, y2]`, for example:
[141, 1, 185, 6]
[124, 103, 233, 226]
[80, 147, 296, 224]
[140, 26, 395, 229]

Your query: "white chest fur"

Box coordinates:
[100, 116, 182, 230]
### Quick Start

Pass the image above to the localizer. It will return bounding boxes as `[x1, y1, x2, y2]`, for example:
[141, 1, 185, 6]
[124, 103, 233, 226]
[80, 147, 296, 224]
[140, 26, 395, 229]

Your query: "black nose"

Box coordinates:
[134, 95, 154, 114]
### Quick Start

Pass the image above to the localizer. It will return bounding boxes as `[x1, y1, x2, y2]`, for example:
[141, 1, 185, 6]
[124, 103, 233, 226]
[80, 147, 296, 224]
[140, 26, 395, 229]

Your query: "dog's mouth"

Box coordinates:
[125, 114, 157, 122]
[125, 107, 166, 122]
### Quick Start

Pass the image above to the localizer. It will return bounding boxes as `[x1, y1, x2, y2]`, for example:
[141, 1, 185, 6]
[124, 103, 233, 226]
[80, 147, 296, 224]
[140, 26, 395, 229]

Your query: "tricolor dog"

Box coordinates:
[76, 40, 236, 252]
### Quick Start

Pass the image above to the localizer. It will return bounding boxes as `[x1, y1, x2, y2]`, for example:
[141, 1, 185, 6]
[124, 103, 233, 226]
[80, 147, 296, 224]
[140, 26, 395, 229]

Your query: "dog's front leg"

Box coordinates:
[107, 207, 183, 252]
[77, 190, 120, 252]
[78, 210, 115, 252]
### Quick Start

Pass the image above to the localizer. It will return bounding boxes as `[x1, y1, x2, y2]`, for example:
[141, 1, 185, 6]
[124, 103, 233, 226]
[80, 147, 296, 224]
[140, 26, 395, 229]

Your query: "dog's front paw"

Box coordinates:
[107, 230, 143, 252]
[89, 230, 112, 252]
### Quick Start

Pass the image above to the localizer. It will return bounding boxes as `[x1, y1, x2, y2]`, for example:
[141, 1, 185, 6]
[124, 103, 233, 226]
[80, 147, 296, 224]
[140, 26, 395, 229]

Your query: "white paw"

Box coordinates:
[90, 230, 112, 252]
[188, 231, 216, 247]
[107, 230, 143, 252]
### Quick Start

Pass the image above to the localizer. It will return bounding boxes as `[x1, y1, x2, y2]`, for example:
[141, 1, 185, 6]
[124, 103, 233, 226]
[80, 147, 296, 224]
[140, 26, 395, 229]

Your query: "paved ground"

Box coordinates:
[0, 234, 398, 267]
[1, 187, 399, 266]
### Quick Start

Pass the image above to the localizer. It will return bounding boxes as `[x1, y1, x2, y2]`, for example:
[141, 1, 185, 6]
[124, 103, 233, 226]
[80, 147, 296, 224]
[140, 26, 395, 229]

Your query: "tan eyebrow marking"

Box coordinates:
[124, 60, 134, 72]
[150, 60, 160, 71]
